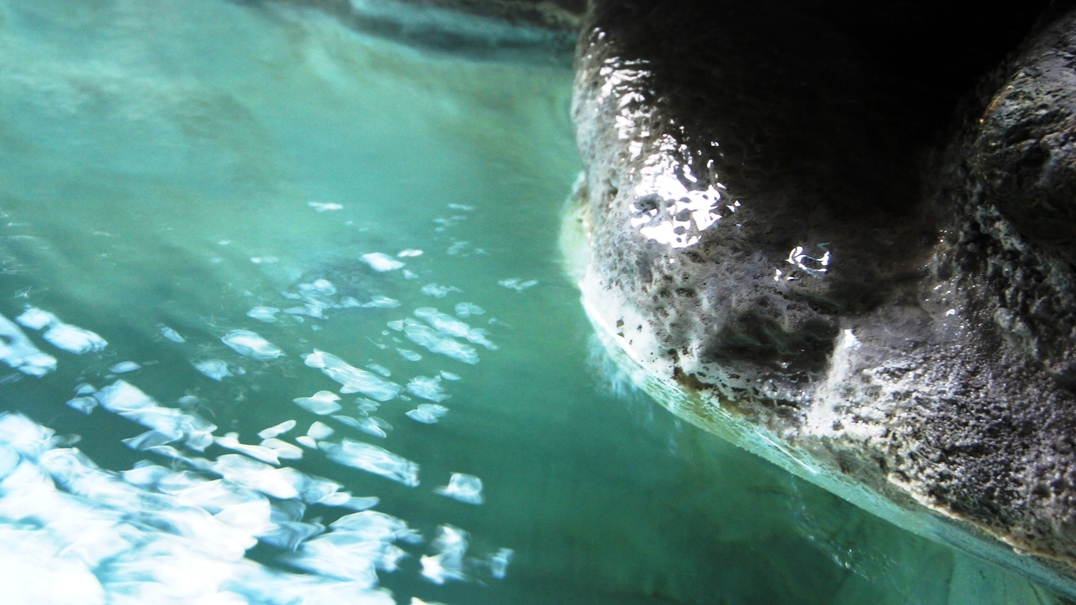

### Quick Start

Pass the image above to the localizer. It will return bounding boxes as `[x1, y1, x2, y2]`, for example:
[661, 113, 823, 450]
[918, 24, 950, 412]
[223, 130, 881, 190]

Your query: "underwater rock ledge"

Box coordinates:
[568, 0, 1076, 595]
[266, 0, 585, 61]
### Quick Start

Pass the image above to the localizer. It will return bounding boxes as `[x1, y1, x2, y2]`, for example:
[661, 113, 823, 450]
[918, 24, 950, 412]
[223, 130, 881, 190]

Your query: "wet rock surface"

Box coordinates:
[571, 0, 1076, 587]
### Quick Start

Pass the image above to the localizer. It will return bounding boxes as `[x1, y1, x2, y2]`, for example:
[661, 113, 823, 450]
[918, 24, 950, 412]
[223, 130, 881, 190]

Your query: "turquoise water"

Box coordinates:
[0, 1, 1062, 603]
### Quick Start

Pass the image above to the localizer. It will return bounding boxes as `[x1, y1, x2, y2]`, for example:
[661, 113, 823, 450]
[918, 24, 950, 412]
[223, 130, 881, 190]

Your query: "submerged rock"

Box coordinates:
[272, 0, 584, 61]
[569, 0, 1076, 594]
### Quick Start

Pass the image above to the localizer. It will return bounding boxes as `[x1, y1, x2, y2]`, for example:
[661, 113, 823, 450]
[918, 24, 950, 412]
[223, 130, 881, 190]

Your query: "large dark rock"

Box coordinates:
[568, 0, 1076, 593]
[969, 15, 1076, 385]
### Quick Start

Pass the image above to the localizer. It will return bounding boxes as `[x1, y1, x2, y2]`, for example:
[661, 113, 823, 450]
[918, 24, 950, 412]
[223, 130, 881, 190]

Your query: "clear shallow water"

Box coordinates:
[0, 1, 1062, 603]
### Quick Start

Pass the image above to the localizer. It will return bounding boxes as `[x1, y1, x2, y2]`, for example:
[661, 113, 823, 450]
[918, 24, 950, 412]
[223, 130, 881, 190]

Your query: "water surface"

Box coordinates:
[0, 1, 1061, 603]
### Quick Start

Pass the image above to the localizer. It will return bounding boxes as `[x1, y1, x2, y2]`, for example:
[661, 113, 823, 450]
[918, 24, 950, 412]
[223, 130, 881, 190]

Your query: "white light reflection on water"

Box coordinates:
[17, 307, 109, 355]
[222, 329, 285, 361]
[293, 390, 343, 415]
[434, 473, 484, 505]
[0, 413, 398, 604]
[0, 313, 56, 377]
[303, 350, 402, 400]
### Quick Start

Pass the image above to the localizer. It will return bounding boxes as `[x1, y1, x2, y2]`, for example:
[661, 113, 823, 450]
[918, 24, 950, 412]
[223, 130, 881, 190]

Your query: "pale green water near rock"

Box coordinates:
[0, 1, 1063, 603]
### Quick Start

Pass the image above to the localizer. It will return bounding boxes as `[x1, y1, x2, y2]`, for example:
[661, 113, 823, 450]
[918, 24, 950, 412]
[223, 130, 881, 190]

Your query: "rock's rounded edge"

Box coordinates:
[568, 0, 1076, 596]
[562, 176, 1076, 598]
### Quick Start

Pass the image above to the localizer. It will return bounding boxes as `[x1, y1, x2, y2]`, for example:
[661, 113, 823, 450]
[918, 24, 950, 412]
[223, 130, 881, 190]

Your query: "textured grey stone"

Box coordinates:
[569, 0, 1076, 592]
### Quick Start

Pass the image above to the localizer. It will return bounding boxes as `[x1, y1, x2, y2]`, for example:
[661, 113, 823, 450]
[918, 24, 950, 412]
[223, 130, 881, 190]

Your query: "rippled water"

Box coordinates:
[0, 1, 1063, 604]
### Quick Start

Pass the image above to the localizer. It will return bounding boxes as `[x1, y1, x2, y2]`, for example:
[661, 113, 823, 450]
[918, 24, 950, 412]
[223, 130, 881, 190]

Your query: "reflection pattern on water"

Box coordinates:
[361, 253, 406, 272]
[16, 306, 108, 354]
[415, 307, 497, 350]
[434, 473, 484, 505]
[110, 361, 141, 374]
[0, 237, 521, 602]
[320, 439, 420, 487]
[400, 319, 480, 364]
[258, 419, 297, 440]
[95, 381, 216, 451]
[193, 359, 234, 381]
[406, 404, 449, 424]
[497, 278, 538, 291]
[247, 306, 282, 323]
[0, 313, 56, 376]
[293, 391, 343, 415]
[159, 325, 186, 343]
[222, 329, 285, 361]
[420, 525, 469, 584]
[304, 350, 402, 400]
[0, 413, 397, 604]
[0, 396, 508, 601]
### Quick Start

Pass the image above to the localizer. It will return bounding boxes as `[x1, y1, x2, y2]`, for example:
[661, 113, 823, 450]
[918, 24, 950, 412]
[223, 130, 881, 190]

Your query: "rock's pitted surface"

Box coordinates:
[968, 17, 1076, 386]
[570, 0, 1076, 590]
